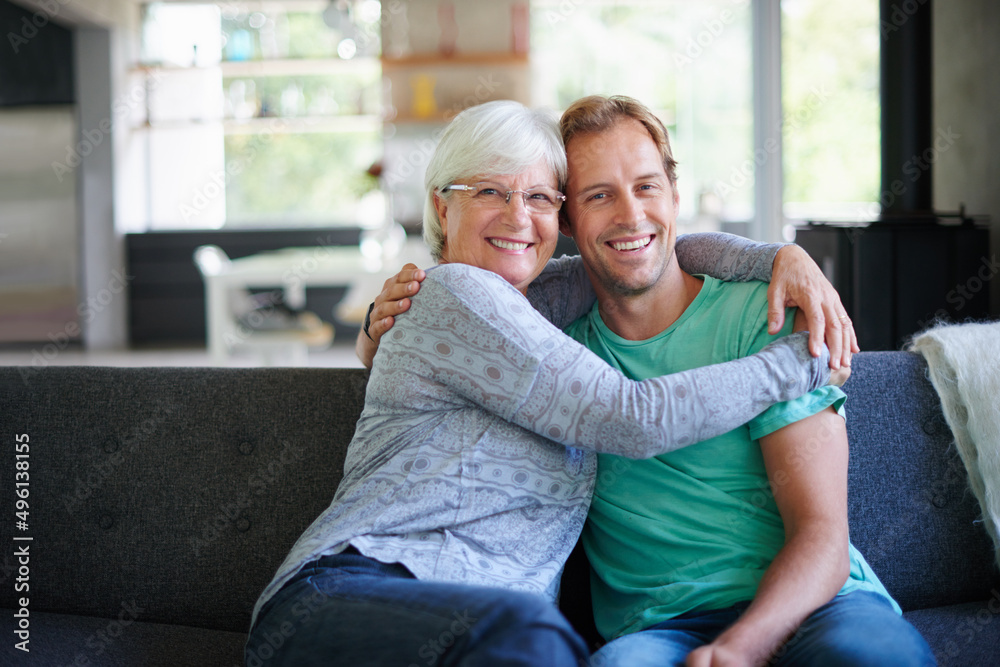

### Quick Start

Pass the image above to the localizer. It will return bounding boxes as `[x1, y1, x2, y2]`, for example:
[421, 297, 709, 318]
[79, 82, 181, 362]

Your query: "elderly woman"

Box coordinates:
[246, 101, 847, 667]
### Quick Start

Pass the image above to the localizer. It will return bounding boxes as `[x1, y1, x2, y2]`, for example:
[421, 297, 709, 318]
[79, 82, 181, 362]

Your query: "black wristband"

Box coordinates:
[363, 302, 376, 341]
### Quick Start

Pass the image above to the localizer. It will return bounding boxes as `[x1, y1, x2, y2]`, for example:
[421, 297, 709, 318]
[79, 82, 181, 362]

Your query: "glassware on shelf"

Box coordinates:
[227, 29, 254, 61]
[410, 74, 438, 119]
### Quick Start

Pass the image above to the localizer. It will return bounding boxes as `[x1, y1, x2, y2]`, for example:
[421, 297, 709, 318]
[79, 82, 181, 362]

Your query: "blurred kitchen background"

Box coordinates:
[0, 0, 996, 366]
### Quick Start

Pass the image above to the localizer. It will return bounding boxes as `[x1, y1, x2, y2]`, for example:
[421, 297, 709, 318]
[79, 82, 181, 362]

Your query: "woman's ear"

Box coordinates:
[558, 208, 573, 237]
[433, 192, 450, 241]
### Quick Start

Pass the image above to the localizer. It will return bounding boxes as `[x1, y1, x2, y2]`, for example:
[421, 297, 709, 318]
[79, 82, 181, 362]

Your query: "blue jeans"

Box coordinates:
[589, 591, 935, 667]
[245, 548, 589, 666]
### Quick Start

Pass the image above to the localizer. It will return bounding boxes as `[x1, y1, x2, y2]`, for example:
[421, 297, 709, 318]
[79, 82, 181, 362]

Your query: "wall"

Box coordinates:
[76, 26, 128, 350]
[933, 0, 1000, 317]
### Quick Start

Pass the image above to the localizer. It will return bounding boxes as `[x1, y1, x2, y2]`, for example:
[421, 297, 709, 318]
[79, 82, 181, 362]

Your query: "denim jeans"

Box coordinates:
[589, 590, 936, 667]
[245, 548, 589, 667]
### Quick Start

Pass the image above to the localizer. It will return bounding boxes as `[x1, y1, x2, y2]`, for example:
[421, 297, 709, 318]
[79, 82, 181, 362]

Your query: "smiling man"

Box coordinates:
[558, 95, 933, 667]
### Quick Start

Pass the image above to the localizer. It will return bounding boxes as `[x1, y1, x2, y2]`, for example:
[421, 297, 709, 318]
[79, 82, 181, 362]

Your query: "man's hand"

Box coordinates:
[355, 264, 426, 369]
[768, 245, 858, 370]
[690, 407, 850, 667]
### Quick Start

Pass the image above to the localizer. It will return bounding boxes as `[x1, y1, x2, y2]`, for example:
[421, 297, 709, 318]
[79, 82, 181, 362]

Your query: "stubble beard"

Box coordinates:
[595, 246, 675, 298]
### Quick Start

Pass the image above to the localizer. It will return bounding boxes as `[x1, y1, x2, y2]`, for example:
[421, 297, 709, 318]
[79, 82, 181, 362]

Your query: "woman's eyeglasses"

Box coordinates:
[440, 182, 566, 213]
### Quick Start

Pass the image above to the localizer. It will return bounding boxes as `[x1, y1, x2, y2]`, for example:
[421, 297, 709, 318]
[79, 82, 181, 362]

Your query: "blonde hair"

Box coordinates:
[559, 94, 678, 186]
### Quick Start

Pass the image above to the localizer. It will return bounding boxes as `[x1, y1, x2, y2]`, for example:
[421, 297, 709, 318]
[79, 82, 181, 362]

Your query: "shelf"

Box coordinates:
[132, 57, 380, 78]
[222, 115, 381, 134]
[132, 115, 382, 135]
[380, 52, 529, 68]
[221, 57, 379, 77]
[384, 113, 451, 125]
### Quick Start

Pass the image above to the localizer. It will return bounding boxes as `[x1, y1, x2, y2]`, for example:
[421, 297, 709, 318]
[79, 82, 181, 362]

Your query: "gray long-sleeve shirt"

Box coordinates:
[253, 236, 829, 625]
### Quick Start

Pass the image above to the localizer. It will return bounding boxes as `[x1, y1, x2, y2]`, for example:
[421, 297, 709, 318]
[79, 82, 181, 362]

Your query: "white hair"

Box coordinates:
[422, 101, 567, 261]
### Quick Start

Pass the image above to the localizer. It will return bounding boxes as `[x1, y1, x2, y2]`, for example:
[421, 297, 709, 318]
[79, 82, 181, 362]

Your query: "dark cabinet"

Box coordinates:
[794, 219, 991, 351]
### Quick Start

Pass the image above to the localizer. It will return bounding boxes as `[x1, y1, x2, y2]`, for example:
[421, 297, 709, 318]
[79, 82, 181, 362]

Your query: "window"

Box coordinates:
[130, 1, 384, 231]
[782, 0, 880, 224]
[531, 0, 881, 237]
[531, 0, 754, 232]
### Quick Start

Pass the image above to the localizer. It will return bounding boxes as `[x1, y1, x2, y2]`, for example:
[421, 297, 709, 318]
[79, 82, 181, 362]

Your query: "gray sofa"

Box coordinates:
[1, 351, 998, 666]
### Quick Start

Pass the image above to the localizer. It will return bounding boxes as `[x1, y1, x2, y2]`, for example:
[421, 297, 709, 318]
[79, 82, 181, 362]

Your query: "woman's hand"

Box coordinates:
[355, 264, 426, 369]
[792, 309, 851, 387]
[768, 245, 858, 370]
[827, 364, 852, 387]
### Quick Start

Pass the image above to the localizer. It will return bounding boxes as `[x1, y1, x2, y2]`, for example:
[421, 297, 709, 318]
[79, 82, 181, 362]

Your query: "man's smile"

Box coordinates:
[608, 235, 654, 252]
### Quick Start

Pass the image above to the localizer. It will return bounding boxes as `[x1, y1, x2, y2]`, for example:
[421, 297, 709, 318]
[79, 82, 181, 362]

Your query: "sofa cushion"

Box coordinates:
[904, 596, 1000, 667]
[842, 352, 1000, 611]
[0, 610, 245, 666]
[0, 366, 369, 634]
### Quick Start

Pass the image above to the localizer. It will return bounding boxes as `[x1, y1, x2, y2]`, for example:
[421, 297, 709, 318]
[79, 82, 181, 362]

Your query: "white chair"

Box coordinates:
[193, 245, 334, 366]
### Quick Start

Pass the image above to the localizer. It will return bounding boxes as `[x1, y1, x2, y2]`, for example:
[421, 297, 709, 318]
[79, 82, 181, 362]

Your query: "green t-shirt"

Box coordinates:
[564, 276, 899, 641]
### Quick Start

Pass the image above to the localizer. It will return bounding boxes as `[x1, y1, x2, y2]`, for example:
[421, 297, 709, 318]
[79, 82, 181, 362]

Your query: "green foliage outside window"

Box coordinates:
[224, 130, 381, 226]
[783, 0, 880, 216]
[533, 0, 880, 224]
